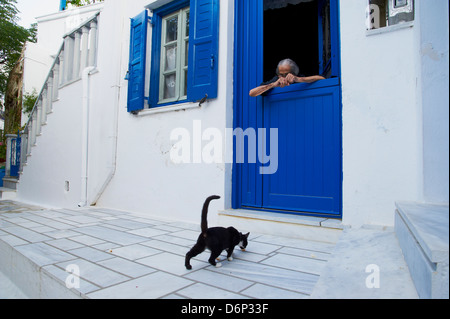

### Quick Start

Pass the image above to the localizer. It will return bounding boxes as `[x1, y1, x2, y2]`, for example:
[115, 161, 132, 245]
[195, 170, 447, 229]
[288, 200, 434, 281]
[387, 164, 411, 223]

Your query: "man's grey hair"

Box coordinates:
[276, 59, 300, 76]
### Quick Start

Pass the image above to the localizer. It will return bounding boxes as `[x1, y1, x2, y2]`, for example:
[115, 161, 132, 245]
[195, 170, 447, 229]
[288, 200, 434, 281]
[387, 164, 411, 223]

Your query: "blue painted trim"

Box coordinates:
[318, 0, 326, 74]
[231, 0, 240, 209]
[268, 77, 340, 96]
[232, 0, 343, 218]
[187, 0, 220, 101]
[59, 0, 67, 11]
[334, 0, 343, 217]
[232, 0, 265, 209]
[330, 0, 341, 78]
[127, 10, 149, 113]
[10, 133, 21, 177]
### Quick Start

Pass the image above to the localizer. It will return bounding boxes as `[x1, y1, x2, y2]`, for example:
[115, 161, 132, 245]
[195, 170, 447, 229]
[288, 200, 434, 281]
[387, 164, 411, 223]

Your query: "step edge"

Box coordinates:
[219, 209, 345, 230]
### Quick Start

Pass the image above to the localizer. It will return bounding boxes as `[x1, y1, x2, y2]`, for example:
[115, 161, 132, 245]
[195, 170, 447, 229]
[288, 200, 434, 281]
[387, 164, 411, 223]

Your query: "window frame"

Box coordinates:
[158, 7, 190, 104]
[149, 0, 191, 109]
[366, 0, 414, 34]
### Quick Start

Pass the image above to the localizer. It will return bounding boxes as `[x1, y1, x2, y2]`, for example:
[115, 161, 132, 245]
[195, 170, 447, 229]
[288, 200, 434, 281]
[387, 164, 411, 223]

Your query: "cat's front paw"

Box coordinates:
[215, 263, 222, 268]
[227, 257, 233, 261]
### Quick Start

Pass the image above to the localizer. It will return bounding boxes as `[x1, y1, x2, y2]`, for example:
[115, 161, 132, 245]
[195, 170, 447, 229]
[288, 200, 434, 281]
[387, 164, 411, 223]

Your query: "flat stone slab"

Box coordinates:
[396, 202, 449, 263]
[311, 227, 419, 299]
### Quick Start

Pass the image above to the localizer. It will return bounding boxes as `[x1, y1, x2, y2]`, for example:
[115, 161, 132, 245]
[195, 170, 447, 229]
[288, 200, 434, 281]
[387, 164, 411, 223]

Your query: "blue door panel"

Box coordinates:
[262, 85, 341, 215]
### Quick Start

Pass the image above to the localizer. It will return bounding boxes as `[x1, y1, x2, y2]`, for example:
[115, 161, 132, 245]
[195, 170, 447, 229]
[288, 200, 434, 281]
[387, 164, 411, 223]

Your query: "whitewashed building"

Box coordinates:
[2, 0, 448, 298]
[2, 0, 447, 242]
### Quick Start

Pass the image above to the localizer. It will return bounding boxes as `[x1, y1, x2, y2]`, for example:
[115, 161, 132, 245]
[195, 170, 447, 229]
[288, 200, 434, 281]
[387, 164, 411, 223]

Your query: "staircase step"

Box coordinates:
[218, 209, 344, 244]
[2, 177, 19, 190]
[0, 187, 17, 200]
[395, 201, 449, 299]
[0, 239, 80, 299]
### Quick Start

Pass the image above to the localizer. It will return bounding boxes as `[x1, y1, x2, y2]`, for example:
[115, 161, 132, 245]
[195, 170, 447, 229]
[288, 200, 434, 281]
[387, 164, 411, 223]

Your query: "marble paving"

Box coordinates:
[0, 200, 419, 299]
[0, 200, 334, 299]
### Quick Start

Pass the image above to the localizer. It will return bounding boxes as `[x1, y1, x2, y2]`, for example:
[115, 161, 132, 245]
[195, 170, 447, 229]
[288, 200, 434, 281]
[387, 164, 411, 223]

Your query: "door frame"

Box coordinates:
[232, 0, 342, 218]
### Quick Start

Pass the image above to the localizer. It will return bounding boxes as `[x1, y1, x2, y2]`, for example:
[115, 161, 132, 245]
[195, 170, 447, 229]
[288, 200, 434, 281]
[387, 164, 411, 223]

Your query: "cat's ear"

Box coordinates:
[244, 232, 250, 238]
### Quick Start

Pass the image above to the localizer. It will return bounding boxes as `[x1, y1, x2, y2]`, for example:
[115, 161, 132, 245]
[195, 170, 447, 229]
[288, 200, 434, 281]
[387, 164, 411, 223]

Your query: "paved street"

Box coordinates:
[0, 200, 337, 299]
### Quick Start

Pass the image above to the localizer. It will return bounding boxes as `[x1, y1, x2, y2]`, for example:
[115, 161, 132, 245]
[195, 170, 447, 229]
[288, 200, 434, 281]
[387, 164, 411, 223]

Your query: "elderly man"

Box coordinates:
[249, 59, 325, 97]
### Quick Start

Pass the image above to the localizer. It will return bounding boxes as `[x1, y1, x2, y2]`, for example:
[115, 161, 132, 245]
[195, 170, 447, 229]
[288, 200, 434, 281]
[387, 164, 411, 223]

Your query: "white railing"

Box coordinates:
[5, 12, 100, 180]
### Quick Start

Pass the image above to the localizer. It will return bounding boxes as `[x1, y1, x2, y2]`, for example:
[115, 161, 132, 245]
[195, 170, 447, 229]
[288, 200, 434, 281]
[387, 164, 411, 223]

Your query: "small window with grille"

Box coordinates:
[366, 0, 414, 31]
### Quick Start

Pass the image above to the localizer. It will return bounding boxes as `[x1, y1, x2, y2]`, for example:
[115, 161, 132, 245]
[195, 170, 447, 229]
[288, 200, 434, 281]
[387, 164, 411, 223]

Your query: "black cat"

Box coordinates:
[185, 195, 250, 270]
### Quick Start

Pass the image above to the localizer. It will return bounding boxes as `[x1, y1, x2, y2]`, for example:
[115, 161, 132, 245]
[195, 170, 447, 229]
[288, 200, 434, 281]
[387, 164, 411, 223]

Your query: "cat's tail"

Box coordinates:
[201, 195, 221, 235]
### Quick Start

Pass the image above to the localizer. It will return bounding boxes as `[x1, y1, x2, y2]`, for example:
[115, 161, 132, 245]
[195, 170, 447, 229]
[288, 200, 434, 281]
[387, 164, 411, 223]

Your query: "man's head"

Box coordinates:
[276, 59, 300, 78]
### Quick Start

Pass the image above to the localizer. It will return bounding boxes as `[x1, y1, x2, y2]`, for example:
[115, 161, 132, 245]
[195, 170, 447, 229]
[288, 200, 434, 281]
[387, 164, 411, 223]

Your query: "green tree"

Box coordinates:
[0, 0, 36, 102]
[66, 0, 103, 7]
[22, 88, 38, 115]
[1, 0, 36, 153]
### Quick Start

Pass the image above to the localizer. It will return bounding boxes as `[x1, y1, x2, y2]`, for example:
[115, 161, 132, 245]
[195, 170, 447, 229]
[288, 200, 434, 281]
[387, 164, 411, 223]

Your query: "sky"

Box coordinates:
[15, 0, 62, 28]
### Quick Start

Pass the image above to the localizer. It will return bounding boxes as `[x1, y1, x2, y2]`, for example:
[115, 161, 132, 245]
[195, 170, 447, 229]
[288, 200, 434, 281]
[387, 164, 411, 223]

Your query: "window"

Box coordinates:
[126, 0, 220, 114]
[366, 0, 414, 30]
[159, 7, 190, 104]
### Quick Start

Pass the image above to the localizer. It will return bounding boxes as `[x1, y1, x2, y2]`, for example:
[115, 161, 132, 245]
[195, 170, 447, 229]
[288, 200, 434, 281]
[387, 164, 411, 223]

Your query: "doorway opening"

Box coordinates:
[233, 0, 342, 217]
[263, 0, 318, 81]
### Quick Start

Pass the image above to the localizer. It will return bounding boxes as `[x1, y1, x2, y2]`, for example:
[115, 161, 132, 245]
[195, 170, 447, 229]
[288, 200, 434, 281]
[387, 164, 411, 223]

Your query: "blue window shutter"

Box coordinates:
[127, 10, 148, 113]
[187, 0, 220, 102]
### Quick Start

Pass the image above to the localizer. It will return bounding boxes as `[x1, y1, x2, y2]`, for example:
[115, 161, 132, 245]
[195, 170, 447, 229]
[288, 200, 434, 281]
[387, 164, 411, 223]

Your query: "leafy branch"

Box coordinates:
[66, 0, 104, 7]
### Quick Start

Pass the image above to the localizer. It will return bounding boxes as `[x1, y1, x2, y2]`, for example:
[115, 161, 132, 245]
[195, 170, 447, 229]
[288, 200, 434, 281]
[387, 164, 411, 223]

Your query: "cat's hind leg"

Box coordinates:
[185, 240, 206, 270]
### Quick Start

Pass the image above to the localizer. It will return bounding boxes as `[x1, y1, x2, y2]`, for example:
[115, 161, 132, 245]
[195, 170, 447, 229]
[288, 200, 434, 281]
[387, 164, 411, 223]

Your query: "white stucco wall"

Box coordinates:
[35, 3, 105, 55]
[340, 1, 423, 227]
[21, 43, 54, 126]
[416, 0, 449, 204]
[17, 81, 84, 208]
[95, 0, 235, 225]
[21, 3, 105, 127]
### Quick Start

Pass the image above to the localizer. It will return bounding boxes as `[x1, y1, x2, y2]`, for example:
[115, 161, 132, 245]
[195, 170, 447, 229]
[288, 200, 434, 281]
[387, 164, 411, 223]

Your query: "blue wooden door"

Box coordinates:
[10, 135, 21, 177]
[233, 0, 341, 217]
[262, 80, 341, 215]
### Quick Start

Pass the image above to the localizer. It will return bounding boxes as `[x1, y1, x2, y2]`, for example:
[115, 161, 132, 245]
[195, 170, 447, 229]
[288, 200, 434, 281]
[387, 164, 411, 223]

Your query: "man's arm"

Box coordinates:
[286, 74, 325, 84]
[249, 77, 289, 97]
[297, 75, 326, 83]
[249, 82, 277, 97]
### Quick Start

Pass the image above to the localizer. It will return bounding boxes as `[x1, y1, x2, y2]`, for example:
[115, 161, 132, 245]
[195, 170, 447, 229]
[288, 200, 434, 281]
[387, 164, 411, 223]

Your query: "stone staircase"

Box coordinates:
[1, 12, 100, 200]
[395, 201, 449, 299]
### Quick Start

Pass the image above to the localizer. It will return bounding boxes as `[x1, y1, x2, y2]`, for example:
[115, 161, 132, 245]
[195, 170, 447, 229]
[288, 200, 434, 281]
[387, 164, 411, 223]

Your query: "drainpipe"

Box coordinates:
[89, 85, 119, 206]
[89, 1, 124, 206]
[79, 66, 95, 208]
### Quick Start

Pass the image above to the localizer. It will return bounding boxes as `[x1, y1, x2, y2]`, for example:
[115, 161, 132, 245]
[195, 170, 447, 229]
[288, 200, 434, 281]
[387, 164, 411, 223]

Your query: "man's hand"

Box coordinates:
[275, 77, 290, 88]
[285, 73, 298, 84]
